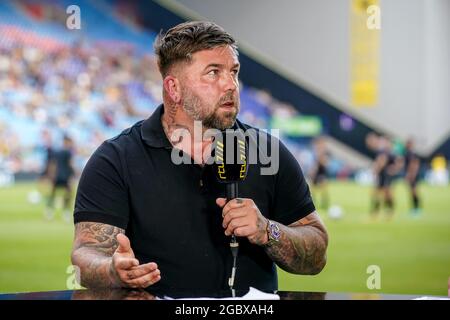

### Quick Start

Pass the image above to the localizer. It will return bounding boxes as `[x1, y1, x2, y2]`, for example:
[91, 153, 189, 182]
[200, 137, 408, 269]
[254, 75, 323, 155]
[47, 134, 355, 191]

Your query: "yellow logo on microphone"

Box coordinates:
[216, 141, 226, 180]
[238, 139, 246, 179]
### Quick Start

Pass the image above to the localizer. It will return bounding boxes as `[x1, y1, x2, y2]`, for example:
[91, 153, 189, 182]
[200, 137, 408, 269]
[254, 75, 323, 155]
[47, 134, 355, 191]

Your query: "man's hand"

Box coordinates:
[110, 234, 161, 289]
[216, 199, 328, 275]
[216, 198, 268, 246]
[71, 222, 161, 289]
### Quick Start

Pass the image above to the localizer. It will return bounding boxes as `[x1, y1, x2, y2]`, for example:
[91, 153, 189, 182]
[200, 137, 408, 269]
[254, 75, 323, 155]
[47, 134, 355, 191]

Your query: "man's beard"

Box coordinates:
[182, 88, 239, 130]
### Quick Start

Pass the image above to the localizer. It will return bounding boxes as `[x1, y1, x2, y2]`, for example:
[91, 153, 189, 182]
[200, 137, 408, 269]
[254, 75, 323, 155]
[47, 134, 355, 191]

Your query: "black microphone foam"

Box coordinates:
[211, 128, 248, 184]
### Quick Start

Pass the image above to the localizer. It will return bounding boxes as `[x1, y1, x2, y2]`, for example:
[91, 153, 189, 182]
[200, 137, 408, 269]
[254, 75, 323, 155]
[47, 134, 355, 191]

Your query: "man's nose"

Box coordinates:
[220, 71, 238, 92]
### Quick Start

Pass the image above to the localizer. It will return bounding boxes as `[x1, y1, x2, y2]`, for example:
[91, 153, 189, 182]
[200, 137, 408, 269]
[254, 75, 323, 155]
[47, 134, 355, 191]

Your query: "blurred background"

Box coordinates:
[0, 0, 449, 296]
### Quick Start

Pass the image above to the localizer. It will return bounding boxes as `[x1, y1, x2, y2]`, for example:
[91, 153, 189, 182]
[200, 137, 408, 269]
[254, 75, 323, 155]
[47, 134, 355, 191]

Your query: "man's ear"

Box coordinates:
[163, 75, 181, 104]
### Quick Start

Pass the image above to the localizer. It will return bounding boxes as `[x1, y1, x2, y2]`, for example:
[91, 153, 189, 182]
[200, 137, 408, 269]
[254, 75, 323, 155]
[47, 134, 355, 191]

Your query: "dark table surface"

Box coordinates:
[0, 288, 447, 300]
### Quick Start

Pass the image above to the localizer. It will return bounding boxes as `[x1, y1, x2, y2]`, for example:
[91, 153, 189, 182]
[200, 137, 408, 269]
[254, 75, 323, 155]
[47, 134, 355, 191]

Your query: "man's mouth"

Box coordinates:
[220, 101, 235, 108]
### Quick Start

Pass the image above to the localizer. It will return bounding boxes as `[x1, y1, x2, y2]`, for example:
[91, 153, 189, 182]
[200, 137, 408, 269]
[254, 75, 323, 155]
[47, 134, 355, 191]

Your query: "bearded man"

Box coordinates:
[71, 21, 328, 294]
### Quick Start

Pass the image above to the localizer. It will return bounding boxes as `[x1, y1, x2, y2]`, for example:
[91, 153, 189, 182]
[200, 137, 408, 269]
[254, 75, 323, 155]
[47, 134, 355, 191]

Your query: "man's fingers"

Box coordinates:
[232, 226, 253, 238]
[116, 233, 132, 254]
[123, 262, 158, 279]
[127, 269, 161, 288]
[133, 262, 158, 272]
[222, 210, 247, 229]
[220, 198, 248, 217]
[216, 198, 227, 208]
[115, 257, 139, 270]
[225, 217, 250, 236]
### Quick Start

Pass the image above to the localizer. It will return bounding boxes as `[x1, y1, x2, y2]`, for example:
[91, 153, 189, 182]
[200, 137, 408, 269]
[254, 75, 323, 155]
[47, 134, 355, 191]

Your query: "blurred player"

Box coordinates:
[45, 135, 75, 222]
[311, 137, 329, 210]
[371, 135, 403, 219]
[404, 138, 421, 216]
[28, 129, 54, 205]
[35, 129, 54, 197]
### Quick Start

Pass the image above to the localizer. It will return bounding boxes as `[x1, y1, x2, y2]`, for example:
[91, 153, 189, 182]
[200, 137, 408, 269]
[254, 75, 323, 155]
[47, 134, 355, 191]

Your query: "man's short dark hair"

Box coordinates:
[154, 21, 238, 77]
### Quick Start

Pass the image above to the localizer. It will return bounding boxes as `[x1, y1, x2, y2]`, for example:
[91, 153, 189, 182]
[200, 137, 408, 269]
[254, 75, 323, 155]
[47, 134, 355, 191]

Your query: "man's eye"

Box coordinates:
[231, 69, 239, 76]
[207, 69, 219, 76]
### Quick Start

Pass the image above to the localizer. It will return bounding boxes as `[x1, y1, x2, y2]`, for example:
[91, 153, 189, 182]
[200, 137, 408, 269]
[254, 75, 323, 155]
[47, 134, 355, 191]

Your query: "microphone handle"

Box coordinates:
[226, 183, 238, 202]
[225, 182, 239, 291]
[226, 183, 239, 244]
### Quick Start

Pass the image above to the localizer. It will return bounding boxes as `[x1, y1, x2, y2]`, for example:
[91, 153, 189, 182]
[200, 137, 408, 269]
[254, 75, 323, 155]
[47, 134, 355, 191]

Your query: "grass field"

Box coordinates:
[0, 181, 449, 295]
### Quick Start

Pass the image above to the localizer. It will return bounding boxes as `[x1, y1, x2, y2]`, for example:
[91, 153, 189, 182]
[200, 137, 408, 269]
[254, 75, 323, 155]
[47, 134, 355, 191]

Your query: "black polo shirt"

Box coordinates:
[74, 104, 315, 292]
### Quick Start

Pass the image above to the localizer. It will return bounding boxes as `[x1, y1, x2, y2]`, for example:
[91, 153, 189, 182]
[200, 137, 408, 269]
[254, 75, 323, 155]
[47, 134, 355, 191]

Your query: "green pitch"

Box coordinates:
[0, 181, 449, 295]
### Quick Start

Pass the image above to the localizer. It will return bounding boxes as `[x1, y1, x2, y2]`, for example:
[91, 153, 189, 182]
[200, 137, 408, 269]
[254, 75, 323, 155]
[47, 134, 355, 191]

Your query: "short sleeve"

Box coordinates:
[74, 141, 129, 229]
[271, 140, 316, 225]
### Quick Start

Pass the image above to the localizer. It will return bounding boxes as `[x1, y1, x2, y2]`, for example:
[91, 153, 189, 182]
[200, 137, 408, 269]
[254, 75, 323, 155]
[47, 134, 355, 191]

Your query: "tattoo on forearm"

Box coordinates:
[72, 222, 124, 288]
[264, 214, 328, 275]
[74, 222, 123, 255]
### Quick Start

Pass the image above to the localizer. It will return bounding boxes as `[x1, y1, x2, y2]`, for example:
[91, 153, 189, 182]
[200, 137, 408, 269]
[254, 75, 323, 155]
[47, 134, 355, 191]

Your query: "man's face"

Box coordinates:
[178, 45, 240, 130]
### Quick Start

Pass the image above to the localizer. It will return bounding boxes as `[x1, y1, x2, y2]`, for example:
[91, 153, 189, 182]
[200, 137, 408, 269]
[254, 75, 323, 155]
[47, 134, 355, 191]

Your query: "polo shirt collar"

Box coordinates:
[141, 104, 172, 148]
[141, 104, 242, 148]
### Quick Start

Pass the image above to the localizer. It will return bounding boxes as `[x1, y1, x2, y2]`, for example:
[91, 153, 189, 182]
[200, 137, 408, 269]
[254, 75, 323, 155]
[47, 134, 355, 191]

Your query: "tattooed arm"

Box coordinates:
[262, 212, 328, 275]
[71, 222, 161, 288]
[217, 198, 328, 275]
[71, 222, 123, 288]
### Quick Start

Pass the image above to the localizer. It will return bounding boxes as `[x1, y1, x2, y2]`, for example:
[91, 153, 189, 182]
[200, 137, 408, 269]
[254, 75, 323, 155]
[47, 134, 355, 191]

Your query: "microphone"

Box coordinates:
[212, 128, 248, 292]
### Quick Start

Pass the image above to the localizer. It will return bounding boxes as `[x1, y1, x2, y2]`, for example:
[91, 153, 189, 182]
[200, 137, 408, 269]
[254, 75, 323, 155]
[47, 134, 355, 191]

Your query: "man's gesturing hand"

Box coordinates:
[216, 198, 269, 246]
[110, 234, 161, 288]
